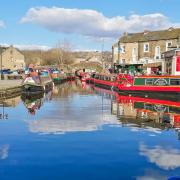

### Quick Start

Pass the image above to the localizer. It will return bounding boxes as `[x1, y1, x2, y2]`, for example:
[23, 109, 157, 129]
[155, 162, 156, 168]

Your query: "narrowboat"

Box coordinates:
[51, 72, 67, 84]
[22, 69, 53, 93]
[88, 73, 118, 90]
[87, 73, 180, 100]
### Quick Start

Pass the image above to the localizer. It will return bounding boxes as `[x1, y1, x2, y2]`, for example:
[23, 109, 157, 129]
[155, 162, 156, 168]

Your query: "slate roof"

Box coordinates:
[119, 28, 180, 43]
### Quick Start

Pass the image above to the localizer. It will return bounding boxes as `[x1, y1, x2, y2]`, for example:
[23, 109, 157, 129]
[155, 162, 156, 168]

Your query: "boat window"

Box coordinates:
[95, 75, 99, 79]
[111, 77, 115, 82]
[145, 79, 154, 85]
[170, 79, 180, 85]
[105, 76, 109, 81]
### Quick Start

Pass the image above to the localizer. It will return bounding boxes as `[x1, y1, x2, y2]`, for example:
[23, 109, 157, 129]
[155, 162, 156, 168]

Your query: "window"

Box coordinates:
[166, 41, 172, 51]
[144, 43, 149, 52]
[155, 46, 161, 59]
[122, 59, 125, 64]
[132, 47, 137, 62]
[132, 47, 137, 55]
[120, 45, 125, 53]
[170, 79, 180, 85]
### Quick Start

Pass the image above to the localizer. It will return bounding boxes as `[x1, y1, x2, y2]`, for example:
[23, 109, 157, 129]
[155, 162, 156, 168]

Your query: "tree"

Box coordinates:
[55, 39, 75, 66]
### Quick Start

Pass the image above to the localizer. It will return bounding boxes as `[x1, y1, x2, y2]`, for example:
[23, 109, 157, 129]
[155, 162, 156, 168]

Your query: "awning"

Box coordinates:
[143, 62, 162, 68]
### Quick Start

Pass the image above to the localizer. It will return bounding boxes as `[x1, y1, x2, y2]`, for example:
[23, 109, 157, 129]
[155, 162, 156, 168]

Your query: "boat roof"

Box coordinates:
[135, 75, 180, 78]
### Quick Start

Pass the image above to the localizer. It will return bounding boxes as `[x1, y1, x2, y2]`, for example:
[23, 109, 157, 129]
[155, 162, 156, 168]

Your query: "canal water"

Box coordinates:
[0, 81, 180, 180]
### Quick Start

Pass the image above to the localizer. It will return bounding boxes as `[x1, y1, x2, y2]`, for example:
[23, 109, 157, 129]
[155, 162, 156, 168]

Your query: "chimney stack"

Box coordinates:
[123, 32, 128, 36]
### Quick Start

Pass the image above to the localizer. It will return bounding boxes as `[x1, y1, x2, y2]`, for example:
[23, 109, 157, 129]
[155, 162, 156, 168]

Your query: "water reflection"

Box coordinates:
[140, 143, 180, 170]
[136, 170, 168, 180]
[0, 96, 21, 120]
[0, 81, 180, 180]
[0, 144, 9, 160]
[28, 82, 119, 134]
[20, 82, 180, 136]
[111, 94, 180, 134]
[21, 91, 53, 115]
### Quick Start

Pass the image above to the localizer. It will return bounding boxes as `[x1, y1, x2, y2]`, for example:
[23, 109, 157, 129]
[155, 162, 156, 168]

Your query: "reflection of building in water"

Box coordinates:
[0, 96, 21, 119]
[0, 96, 21, 107]
[111, 96, 180, 130]
[112, 100, 137, 118]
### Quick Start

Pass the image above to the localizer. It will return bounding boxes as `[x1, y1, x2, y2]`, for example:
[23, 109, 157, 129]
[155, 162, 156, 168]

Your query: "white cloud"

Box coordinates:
[21, 6, 180, 38]
[140, 144, 180, 170]
[0, 43, 51, 51]
[15, 44, 51, 51]
[0, 20, 5, 28]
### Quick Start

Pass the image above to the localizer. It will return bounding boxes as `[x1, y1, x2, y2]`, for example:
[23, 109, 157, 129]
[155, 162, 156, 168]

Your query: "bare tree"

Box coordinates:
[55, 39, 74, 66]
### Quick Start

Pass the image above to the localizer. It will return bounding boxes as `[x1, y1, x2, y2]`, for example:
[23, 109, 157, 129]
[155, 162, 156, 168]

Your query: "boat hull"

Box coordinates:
[22, 76, 53, 94]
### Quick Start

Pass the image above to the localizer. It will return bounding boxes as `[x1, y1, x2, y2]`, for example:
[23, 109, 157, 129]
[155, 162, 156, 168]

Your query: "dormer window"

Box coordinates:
[144, 43, 149, 52]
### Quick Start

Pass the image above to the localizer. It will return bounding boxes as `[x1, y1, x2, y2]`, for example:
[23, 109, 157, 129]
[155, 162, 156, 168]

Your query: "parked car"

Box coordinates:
[0, 69, 12, 74]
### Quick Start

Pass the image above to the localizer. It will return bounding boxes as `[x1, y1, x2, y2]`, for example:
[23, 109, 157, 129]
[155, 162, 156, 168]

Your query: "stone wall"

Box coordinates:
[112, 38, 178, 64]
[1, 46, 25, 70]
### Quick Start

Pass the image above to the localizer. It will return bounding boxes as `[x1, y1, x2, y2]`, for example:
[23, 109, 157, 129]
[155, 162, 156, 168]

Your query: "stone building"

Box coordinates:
[162, 48, 180, 75]
[112, 27, 180, 67]
[0, 45, 25, 70]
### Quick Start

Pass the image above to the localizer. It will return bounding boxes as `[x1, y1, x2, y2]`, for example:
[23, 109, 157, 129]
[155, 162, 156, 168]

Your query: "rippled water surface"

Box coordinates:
[0, 81, 180, 180]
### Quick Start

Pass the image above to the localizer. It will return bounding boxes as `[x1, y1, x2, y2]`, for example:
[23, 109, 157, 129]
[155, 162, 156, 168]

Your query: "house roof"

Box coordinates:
[119, 28, 180, 43]
[0, 47, 8, 54]
[0, 46, 24, 55]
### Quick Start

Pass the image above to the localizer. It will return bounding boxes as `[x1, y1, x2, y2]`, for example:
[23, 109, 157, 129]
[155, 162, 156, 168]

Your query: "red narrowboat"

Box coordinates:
[87, 73, 180, 100]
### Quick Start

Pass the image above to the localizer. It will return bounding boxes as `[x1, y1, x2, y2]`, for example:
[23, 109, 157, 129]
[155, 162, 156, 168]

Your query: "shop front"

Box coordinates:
[163, 49, 180, 75]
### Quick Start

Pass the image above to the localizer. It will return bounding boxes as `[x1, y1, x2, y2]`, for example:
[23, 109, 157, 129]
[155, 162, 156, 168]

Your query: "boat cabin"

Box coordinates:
[133, 75, 180, 86]
[94, 74, 117, 82]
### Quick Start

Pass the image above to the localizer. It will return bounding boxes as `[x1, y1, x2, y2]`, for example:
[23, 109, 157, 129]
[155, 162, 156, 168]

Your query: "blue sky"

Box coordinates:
[0, 0, 179, 51]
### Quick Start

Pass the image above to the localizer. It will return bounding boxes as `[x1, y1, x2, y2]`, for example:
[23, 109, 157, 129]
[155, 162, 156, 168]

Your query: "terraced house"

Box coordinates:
[0, 45, 25, 70]
[112, 27, 180, 67]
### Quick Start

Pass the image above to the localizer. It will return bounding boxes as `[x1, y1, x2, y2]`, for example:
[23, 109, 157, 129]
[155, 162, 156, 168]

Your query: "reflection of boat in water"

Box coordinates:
[92, 86, 180, 130]
[21, 91, 52, 115]
[114, 95, 180, 130]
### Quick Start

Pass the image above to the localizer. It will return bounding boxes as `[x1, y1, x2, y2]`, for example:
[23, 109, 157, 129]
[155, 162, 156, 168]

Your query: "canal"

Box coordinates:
[0, 81, 180, 180]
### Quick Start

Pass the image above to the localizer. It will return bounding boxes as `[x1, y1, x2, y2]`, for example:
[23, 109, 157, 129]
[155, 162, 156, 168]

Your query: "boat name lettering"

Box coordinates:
[153, 78, 168, 86]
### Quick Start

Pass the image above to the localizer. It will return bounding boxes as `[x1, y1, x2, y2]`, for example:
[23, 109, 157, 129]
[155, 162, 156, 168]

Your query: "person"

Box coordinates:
[60, 69, 64, 74]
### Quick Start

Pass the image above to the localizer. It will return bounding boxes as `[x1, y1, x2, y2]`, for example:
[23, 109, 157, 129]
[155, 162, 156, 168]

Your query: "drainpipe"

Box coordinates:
[118, 41, 120, 64]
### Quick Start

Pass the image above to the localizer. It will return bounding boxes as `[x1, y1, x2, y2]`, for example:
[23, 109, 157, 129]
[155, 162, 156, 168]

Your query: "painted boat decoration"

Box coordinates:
[87, 73, 180, 100]
[22, 69, 53, 93]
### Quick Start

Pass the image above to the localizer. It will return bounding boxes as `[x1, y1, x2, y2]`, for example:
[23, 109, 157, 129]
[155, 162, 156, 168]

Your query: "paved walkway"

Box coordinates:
[0, 80, 22, 89]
